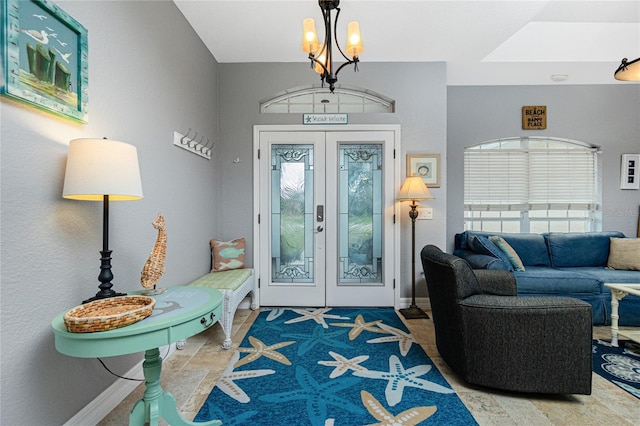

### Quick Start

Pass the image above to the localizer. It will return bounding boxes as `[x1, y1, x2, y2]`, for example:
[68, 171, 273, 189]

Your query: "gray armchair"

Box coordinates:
[420, 245, 592, 394]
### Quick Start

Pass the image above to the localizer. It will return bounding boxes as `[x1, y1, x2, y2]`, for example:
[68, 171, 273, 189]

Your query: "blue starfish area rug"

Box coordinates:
[592, 339, 640, 399]
[194, 307, 477, 425]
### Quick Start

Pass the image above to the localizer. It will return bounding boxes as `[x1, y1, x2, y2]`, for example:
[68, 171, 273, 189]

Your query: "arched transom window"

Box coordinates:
[260, 86, 394, 114]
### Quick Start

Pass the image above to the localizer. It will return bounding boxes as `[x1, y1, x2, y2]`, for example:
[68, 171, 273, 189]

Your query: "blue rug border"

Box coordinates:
[592, 338, 640, 400]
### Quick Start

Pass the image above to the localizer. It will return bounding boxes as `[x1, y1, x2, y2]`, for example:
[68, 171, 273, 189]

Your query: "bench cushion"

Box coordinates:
[190, 269, 253, 291]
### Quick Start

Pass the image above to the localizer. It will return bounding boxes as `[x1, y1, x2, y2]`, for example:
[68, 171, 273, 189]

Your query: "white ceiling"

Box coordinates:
[174, 0, 640, 86]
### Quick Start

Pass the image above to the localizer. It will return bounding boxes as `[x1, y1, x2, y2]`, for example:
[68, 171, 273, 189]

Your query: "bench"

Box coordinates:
[187, 268, 256, 349]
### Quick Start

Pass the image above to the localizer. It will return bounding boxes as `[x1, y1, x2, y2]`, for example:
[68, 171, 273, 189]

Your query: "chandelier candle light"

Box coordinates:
[63, 138, 144, 303]
[397, 175, 435, 319]
[302, 0, 364, 93]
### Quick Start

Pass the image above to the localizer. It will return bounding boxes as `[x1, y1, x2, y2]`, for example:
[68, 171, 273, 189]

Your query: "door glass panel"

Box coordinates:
[271, 145, 314, 283]
[338, 144, 383, 284]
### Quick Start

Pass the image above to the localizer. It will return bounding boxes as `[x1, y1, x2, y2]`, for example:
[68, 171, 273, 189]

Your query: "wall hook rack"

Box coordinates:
[173, 129, 213, 160]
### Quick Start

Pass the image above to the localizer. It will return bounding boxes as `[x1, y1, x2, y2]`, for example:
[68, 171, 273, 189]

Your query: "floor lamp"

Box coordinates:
[397, 175, 434, 319]
[63, 138, 144, 303]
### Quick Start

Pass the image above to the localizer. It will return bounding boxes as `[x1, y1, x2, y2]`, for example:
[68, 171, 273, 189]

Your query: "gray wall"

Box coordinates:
[217, 62, 448, 298]
[447, 85, 640, 248]
[0, 1, 219, 424]
[2, 1, 638, 424]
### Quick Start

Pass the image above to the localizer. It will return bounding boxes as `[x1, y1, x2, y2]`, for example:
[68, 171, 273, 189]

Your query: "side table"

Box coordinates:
[604, 283, 640, 347]
[52, 286, 223, 426]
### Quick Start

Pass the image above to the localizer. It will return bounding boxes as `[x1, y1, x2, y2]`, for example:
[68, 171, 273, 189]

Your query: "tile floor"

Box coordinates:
[99, 309, 639, 425]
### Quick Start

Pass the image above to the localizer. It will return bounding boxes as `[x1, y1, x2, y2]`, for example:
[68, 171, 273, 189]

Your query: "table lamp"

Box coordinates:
[63, 138, 143, 303]
[397, 175, 434, 319]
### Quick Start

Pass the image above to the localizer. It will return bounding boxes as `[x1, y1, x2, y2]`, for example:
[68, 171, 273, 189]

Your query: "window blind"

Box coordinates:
[464, 139, 598, 211]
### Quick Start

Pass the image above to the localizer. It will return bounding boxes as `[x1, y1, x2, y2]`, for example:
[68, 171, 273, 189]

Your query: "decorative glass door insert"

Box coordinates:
[338, 144, 383, 284]
[271, 145, 314, 283]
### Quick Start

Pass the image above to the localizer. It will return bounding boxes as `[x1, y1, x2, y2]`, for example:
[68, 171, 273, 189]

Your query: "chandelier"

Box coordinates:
[302, 0, 364, 93]
[614, 57, 640, 81]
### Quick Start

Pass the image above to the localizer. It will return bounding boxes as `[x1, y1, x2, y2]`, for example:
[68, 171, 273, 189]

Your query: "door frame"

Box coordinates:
[252, 124, 402, 308]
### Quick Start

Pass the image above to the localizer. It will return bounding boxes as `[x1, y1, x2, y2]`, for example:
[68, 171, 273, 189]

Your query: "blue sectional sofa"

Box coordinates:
[454, 231, 640, 326]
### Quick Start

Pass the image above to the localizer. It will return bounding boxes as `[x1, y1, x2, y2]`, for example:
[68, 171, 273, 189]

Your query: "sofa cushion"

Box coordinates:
[489, 236, 525, 271]
[453, 250, 512, 270]
[606, 238, 640, 271]
[463, 231, 550, 267]
[513, 266, 602, 295]
[499, 233, 550, 267]
[561, 266, 640, 287]
[546, 231, 625, 268]
[469, 236, 514, 271]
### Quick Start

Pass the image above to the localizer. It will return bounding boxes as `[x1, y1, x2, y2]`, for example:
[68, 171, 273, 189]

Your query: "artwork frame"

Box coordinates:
[620, 154, 640, 190]
[407, 153, 440, 187]
[1, 0, 88, 122]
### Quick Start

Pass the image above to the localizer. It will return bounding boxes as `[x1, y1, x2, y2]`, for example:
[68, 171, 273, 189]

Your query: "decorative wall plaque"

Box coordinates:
[522, 106, 546, 130]
[1, 0, 88, 122]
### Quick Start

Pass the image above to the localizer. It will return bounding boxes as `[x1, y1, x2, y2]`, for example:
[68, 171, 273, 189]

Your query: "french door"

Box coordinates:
[255, 127, 398, 307]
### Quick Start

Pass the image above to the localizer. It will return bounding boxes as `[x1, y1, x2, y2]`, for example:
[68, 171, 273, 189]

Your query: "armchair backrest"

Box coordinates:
[420, 244, 482, 375]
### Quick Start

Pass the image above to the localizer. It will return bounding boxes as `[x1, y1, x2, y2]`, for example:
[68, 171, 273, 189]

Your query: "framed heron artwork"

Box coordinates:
[1, 0, 88, 122]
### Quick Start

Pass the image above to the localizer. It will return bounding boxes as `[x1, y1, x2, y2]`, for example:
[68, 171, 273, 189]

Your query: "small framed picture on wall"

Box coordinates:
[407, 154, 440, 187]
[620, 154, 640, 190]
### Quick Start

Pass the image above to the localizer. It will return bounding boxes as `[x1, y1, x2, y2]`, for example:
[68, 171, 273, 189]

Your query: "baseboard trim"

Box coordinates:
[398, 296, 431, 311]
[63, 344, 176, 426]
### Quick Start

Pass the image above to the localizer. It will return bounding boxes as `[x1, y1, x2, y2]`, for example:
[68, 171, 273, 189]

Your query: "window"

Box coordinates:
[464, 137, 600, 233]
[260, 86, 394, 114]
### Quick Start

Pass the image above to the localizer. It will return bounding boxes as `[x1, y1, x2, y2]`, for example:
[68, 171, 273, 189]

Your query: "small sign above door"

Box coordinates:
[522, 106, 547, 130]
[303, 113, 348, 125]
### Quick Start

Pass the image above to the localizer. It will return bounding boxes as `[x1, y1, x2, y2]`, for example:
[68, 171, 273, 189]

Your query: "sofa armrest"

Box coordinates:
[473, 269, 517, 296]
[454, 249, 510, 270]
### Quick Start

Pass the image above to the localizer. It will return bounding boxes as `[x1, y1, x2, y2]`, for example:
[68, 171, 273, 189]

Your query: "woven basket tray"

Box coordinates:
[64, 295, 155, 333]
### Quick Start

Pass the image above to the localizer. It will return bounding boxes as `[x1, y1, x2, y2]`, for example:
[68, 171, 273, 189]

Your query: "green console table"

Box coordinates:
[52, 286, 223, 426]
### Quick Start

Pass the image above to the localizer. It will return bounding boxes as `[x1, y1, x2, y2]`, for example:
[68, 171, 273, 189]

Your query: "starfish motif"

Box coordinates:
[285, 308, 350, 328]
[318, 351, 370, 378]
[331, 314, 388, 340]
[266, 307, 287, 321]
[360, 390, 437, 425]
[245, 312, 288, 336]
[259, 366, 364, 422]
[216, 351, 276, 403]
[366, 323, 416, 356]
[354, 355, 454, 406]
[195, 400, 258, 426]
[235, 336, 295, 368]
[283, 325, 351, 356]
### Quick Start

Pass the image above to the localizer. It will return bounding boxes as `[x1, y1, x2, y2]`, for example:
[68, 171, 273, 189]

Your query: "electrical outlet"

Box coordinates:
[417, 207, 433, 220]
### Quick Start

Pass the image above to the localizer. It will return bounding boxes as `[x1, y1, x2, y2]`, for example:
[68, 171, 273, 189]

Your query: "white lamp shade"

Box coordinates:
[397, 175, 434, 201]
[614, 57, 640, 81]
[63, 138, 143, 201]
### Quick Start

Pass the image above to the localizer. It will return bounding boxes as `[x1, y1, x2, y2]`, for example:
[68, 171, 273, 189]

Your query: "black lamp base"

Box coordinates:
[83, 289, 127, 304]
[82, 248, 127, 304]
[400, 305, 430, 319]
